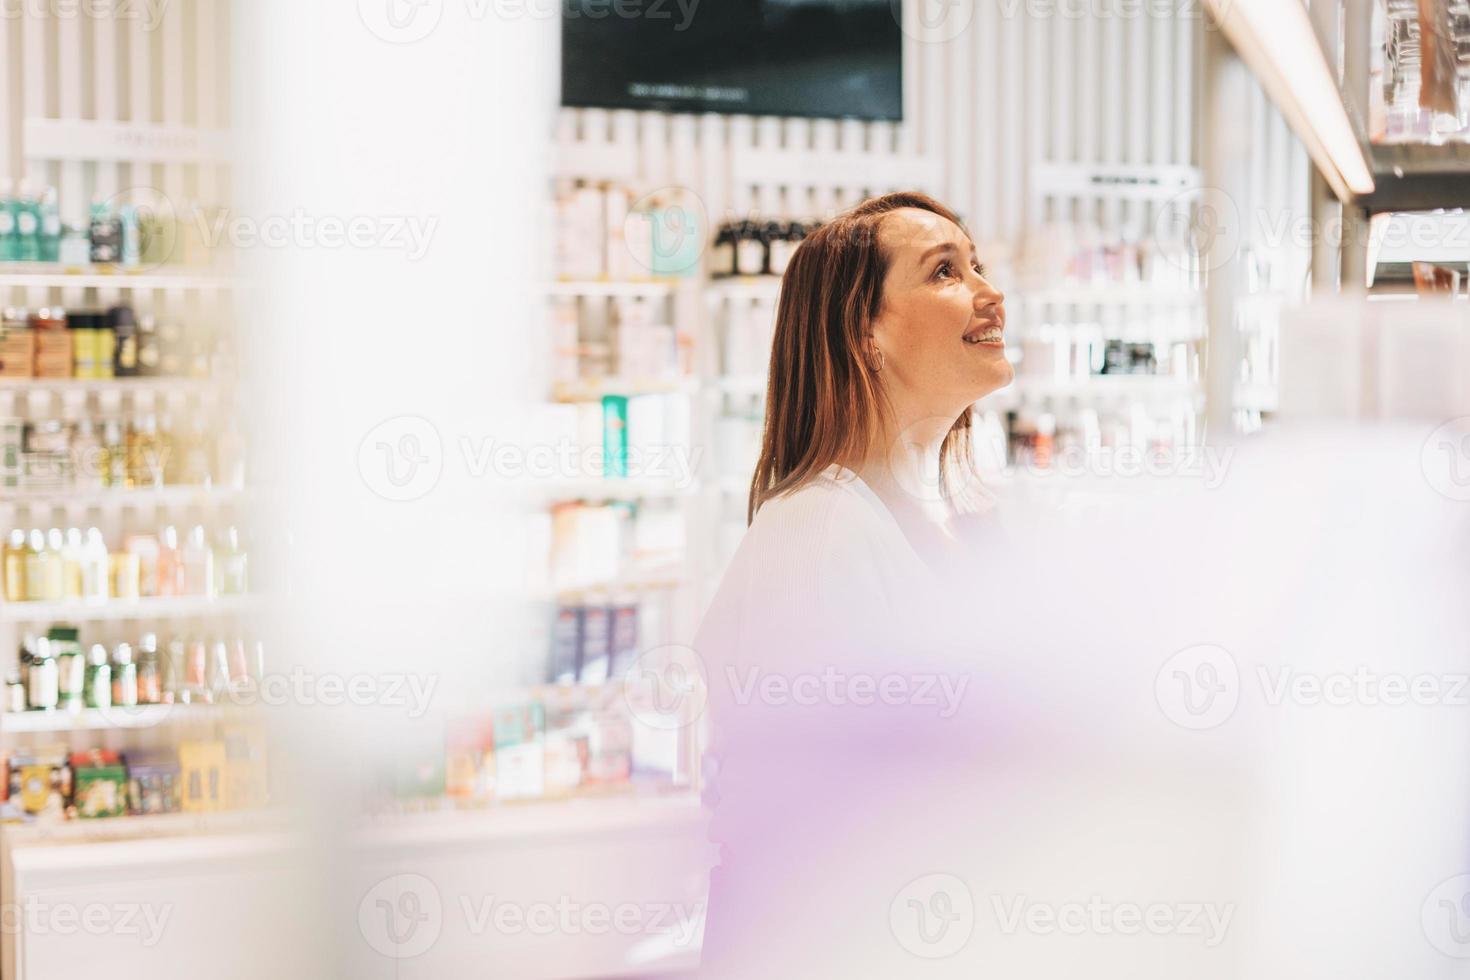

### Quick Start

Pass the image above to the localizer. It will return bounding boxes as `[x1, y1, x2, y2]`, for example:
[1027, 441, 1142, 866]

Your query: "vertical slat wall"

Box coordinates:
[0, 0, 237, 586]
[556, 3, 1243, 251]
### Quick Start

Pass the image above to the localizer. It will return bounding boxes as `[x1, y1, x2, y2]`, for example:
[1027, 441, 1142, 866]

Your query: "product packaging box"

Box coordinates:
[70, 750, 127, 818]
[127, 749, 182, 815]
[493, 703, 545, 801]
[179, 740, 227, 812]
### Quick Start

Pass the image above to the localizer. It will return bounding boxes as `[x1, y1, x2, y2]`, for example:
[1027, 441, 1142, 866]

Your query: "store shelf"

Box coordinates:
[0, 263, 237, 291]
[0, 377, 217, 396]
[544, 570, 688, 603]
[4, 809, 285, 848]
[0, 701, 250, 733]
[0, 594, 255, 622]
[540, 478, 698, 502]
[1016, 284, 1203, 306]
[552, 377, 698, 402]
[0, 485, 246, 509]
[354, 794, 707, 850]
[1006, 374, 1202, 399]
[547, 279, 679, 299]
[705, 276, 782, 301]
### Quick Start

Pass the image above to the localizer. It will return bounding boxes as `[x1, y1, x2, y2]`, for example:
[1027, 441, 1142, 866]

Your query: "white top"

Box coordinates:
[695, 465, 943, 666]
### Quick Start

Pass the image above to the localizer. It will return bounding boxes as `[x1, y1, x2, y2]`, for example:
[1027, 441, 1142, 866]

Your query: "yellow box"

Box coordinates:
[178, 740, 227, 813]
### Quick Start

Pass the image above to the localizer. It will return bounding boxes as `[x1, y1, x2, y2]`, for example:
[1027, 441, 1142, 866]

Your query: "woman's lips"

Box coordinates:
[963, 319, 1004, 346]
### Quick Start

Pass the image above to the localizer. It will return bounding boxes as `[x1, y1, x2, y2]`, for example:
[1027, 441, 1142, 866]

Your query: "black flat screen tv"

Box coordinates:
[561, 0, 903, 121]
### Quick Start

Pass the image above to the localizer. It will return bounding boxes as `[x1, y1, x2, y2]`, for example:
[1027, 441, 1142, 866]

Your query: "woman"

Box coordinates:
[691, 192, 1014, 976]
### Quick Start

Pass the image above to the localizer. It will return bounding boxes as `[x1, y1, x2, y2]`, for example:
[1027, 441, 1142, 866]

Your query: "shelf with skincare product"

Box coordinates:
[0, 702, 252, 734]
[551, 377, 699, 403]
[547, 280, 680, 299]
[0, 486, 248, 511]
[0, 595, 254, 622]
[704, 276, 784, 302]
[0, 378, 218, 396]
[540, 478, 700, 503]
[0, 266, 239, 291]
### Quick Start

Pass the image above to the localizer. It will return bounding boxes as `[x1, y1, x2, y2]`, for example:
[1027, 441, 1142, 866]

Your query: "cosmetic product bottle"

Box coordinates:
[84, 643, 111, 708]
[14, 181, 40, 262]
[119, 204, 141, 267]
[0, 179, 17, 262]
[214, 526, 247, 596]
[110, 305, 138, 377]
[710, 221, 736, 278]
[111, 643, 137, 707]
[58, 223, 89, 266]
[61, 527, 84, 599]
[38, 188, 61, 263]
[182, 524, 215, 597]
[3, 528, 26, 601]
[81, 528, 109, 602]
[735, 220, 766, 277]
[88, 198, 120, 264]
[27, 637, 57, 710]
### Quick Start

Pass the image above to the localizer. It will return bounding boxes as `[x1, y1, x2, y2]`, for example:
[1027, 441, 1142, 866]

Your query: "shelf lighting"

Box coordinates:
[1204, 0, 1375, 202]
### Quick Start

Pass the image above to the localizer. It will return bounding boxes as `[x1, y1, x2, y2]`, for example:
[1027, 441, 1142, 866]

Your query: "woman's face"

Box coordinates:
[870, 208, 1012, 417]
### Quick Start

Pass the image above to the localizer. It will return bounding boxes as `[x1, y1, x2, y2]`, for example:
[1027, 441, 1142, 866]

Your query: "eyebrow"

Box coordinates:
[916, 241, 976, 265]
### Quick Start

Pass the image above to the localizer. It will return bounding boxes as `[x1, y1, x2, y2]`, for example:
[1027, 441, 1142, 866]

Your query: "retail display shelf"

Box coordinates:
[4, 809, 286, 849]
[0, 701, 252, 733]
[552, 378, 698, 402]
[547, 279, 679, 299]
[543, 571, 688, 603]
[353, 794, 708, 850]
[0, 263, 237, 291]
[0, 377, 218, 396]
[1007, 375, 1202, 398]
[705, 277, 783, 301]
[1016, 284, 1203, 306]
[540, 478, 698, 502]
[0, 486, 246, 509]
[0, 594, 255, 623]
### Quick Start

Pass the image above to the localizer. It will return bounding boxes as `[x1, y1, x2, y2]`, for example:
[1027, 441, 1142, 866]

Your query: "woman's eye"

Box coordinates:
[934, 261, 954, 280]
[974, 263, 988, 278]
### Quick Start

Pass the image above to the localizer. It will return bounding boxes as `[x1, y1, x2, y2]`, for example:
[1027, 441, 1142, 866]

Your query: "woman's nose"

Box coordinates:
[974, 276, 1004, 311]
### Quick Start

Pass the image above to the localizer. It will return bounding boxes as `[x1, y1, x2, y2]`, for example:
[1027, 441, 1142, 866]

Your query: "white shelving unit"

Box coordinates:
[0, 594, 254, 623]
[0, 263, 237, 291]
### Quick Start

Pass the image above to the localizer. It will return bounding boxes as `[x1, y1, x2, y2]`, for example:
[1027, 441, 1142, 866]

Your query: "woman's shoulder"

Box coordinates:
[747, 467, 881, 538]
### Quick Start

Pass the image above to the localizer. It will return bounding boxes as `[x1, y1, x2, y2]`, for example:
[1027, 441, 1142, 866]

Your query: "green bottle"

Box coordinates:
[0, 178, 18, 262]
[15, 180, 40, 262]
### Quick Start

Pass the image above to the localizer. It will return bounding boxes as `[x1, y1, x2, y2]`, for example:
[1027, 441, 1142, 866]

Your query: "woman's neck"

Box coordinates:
[850, 411, 959, 528]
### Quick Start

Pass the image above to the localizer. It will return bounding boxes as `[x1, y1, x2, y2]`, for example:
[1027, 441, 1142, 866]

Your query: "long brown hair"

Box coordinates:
[748, 192, 977, 522]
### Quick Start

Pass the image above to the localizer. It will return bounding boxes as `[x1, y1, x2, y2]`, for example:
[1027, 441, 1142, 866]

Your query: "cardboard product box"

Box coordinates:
[70, 751, 128, 819]
[492, 703, 546, 801]
[179, 740, 227, 812]
[222, 724, 269, 810]
[8, 748, 68, 818]
[127, 750, 182, 815]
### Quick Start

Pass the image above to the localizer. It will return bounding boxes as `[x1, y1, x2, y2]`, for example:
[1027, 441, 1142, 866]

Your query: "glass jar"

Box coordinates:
[84, 643, 111, 709]
[111, 642, 137, 708]
[26, 638, 58, 710]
